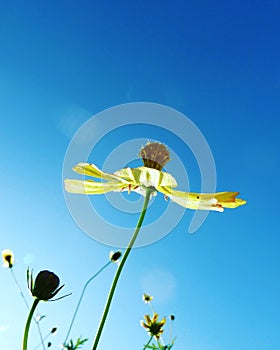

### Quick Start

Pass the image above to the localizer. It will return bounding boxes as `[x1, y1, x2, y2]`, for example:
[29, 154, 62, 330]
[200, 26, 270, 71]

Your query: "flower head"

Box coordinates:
[51, 327, 58, 335]
[27, 269, 68, 301]
[109, 251, 122, 263]
[139, 141, 170, 171]
[142, 293, 153, 304]
[2, 249, 14, 268]
[141, 313, 166, 340]
[64, 141, 246, 212]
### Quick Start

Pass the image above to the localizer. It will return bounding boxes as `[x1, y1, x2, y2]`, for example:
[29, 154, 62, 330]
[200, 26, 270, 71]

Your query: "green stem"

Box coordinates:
[64, 261, 112, 345]
[143, 335, 153, 350]
[91, 188, 153, 350]
[10, 268, 46, 350]
[23, 298, 40, 350]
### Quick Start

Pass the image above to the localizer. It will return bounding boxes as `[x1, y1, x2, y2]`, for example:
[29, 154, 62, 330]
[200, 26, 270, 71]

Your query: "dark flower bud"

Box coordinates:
[28, 269, 67, 301]
[109, 251, 122, 263]
[50, 327, 57, 334]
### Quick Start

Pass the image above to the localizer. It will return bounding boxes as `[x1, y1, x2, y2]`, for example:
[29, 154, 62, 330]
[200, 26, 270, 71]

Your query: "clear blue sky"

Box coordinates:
[0, 1, 279, 349]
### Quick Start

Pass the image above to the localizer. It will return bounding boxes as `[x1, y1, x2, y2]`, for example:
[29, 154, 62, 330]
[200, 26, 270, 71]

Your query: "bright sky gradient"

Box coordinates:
[0, 1, 279, 350]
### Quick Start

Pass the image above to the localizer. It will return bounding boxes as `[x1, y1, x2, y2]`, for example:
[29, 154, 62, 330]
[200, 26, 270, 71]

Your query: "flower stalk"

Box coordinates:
[91, 187, 153, 350]
[64, 261, 111, 345]
[143, 335, 154, 350]
[23, 298, 40, 350]
[2, 250, 46, 350]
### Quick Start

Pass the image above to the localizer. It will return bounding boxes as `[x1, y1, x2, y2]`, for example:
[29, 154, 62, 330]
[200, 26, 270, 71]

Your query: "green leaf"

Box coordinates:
[63, 337, 88, 350]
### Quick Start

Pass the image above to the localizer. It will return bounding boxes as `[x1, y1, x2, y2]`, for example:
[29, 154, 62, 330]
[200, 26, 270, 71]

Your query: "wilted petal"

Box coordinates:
[158, 187, 246, 212]
[213, 192, 247, 208]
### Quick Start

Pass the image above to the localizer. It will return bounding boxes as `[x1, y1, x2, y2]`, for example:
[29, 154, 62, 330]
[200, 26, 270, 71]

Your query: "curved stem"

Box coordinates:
[64, 261, 112, 345]
[91, 188, 153, 350]
[23, 298, 40, 350]
[143, 335, 153, 350]
[10, 268, 46, 350]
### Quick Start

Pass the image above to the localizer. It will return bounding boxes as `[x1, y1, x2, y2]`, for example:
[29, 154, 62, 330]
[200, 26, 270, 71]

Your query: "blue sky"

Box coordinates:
[0, 1, 279, 349]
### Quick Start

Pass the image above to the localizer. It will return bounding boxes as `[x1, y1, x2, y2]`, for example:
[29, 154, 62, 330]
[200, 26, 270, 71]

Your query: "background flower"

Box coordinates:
[2, 249, 14, 268]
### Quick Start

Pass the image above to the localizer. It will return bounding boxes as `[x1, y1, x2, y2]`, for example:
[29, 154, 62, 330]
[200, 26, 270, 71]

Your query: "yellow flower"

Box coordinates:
[141, 313, 166, 340]
[2, 249, 14, 268]
[64, 142, 246, 212]
[143, 293, 153, 304]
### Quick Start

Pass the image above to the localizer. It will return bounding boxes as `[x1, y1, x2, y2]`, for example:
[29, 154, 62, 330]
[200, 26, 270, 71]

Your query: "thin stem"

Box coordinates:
[10, 268, 30, 310]
[10, 268, 46, 350]
[143, 335, 153, 350]
[34, 332, 50, 350]
[158, 334, 165, 347]
[91, 188, 153, 350]
[148, 301, 155, 314]
[34, 322, 45, 350]
[23, 298, 40, 350]
[169, 321, 173, 346]
[64, 261, 112, 345]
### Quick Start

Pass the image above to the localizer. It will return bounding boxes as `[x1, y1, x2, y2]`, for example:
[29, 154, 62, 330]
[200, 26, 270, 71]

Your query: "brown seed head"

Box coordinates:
[139, 142, 170, 171]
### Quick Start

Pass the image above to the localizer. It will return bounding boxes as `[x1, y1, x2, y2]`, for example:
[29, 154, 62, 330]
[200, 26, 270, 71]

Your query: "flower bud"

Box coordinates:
[109, 251, 122, 263]
[51, 327, 57, 335]
[28, 269, 66, 301]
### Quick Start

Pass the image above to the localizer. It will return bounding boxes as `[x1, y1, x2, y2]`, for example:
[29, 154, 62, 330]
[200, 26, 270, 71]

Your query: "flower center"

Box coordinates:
[5, 255, 12, 264]
[139, 141, 170, 171]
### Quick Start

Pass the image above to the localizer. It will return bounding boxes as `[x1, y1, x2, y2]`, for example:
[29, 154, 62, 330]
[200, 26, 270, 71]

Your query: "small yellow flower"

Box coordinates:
[141, 313, 166, 340]
[2, 249, 14, 268]
[64, 141, 246, 212]
[142, 293, 153, 303]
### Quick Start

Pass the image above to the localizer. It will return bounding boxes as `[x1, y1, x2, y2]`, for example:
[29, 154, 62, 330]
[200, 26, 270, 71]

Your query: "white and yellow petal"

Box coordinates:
[64, 179, 126, 194]
[72, 163, 125, 182]
[158, 187, 246, 212]
[65, 162, 246, 213]
[212, 192, 246, 208]
[115, 167, 177, 188]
